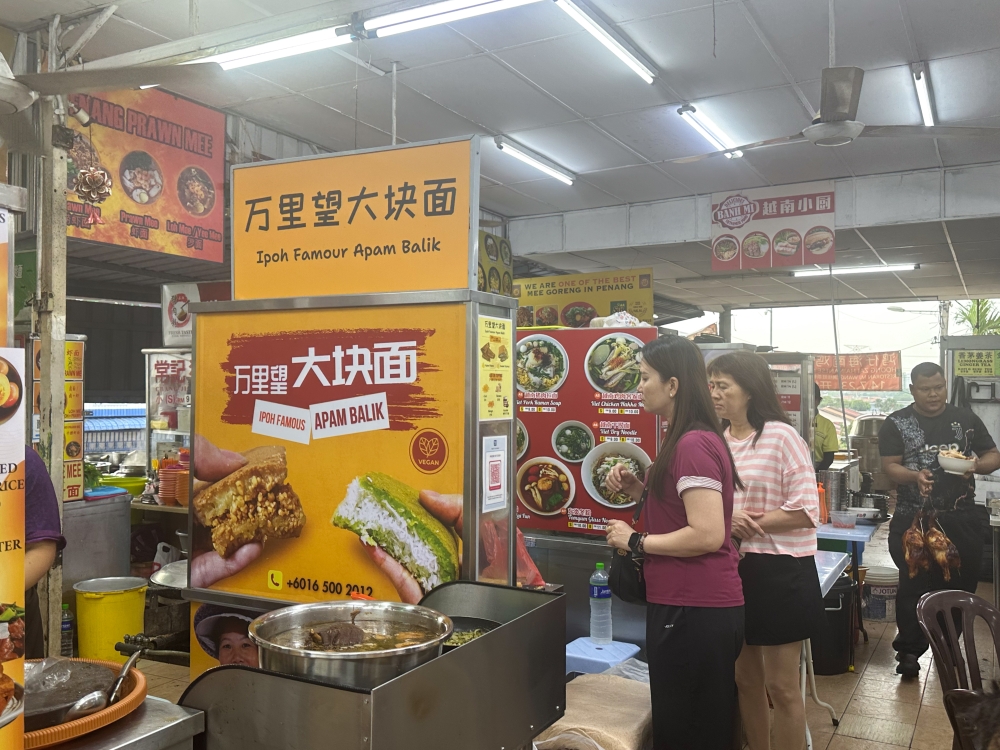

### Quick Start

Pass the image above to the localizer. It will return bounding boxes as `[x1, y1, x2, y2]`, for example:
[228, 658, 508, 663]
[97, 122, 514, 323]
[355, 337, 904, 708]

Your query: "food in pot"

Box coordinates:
[555, 425, 593, 462]
[561, 302, 597, 328]
[713, 236, 738, 261]
[516, 338, 567, 393]
[593, 455, 645, 506]
[805, 226, 834, 255]
[445, 628, 486, 647]
[332, 473, 459, 593]
[193, 446, 306, 558]
[773, 229, 801, 256]
[535, 306, 558, 326]
[588, 336, 642, 393]
[0, 663, 12, 713]
[516, 306, 534, 328]
[522, 461, 570, 513]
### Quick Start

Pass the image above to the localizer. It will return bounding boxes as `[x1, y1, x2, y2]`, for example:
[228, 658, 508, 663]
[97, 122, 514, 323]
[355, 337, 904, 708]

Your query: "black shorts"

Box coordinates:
[739, 553, 823, 646]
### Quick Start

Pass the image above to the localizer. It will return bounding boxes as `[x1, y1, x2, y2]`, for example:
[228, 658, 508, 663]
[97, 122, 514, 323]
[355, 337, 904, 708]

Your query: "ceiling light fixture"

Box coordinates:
[494, 136, 575, 185]
[792, 264, 919, 278]
[553, 0, 657, 84]
[912, 63, 935, 127]
[192, 26, 353, 69]
[678, 105, 743, 158]
[367, 0, 543, 37]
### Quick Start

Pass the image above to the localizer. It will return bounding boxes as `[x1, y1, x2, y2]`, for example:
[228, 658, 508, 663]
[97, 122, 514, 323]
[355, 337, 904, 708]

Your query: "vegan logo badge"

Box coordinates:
[410, 428, 448, 474]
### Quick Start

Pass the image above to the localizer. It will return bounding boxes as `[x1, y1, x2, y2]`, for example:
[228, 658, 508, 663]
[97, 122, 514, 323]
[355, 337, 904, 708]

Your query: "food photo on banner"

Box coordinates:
[515, 327, 658, 535]
[190, 304, 469, 605]
[711, 180, 835, 272]
[512, 269, 654, 328]
[65, 88, 225, 262]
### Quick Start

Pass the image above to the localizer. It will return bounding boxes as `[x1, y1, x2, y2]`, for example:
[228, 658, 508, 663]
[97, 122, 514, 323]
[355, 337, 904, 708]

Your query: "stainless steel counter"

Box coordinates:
[56, 698, 203, 750]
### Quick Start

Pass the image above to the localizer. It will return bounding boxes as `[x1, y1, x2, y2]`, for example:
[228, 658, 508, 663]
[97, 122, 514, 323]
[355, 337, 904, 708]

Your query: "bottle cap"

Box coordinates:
[62, 603, 69, 610]
[596, 562, 605, 570]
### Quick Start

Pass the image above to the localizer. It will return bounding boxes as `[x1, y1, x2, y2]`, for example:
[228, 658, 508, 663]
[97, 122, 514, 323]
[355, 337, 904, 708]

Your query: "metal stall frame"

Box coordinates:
[760, 351, 816, 443]
[186, 289, 518, 610]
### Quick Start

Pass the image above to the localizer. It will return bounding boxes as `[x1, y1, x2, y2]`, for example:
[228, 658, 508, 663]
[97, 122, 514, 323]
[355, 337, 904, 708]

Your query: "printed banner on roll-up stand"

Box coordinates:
[711, 181, 835, 271]
[515, 327, 658, 535]
[65, 88, 226, 262]
[192, 304, 469, 604]
[230, 138, 476, 300]
[813, 351, 902, 391]
[512, 269, 655, 328]
[0, 348, 27, 750]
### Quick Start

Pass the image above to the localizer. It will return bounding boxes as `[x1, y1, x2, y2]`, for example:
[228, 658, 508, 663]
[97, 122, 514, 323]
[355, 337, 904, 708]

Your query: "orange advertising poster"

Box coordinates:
[65, 381, 84, 421]
[64, 421, 83, 461]
[231, 138, 475, 300]
[0, 348, 27, 749]
[192, 304, 467, 604]
[64, 341, 84, 381]
[65, 88, 225, 262]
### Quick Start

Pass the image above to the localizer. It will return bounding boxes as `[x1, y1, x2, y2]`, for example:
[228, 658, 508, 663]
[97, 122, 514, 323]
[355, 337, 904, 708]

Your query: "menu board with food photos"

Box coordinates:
[516, 327, 658, 535]
[513, 269, 654, 328]
[477, 230, 513, 296]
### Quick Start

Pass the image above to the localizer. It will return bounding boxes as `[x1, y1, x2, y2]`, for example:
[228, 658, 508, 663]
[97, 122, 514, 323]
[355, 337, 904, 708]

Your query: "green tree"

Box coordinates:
[954, 300, 1000, 335]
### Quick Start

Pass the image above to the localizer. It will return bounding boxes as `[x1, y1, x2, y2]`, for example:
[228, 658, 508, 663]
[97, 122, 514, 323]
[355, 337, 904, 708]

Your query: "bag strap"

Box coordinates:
[632, 485, 649, 525]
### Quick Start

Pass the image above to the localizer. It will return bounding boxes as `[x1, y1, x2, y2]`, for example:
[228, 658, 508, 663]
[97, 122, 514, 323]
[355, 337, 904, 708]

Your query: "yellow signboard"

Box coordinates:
[192, 304, 467, 604]
[32, 339, 85, 382]
[65, 421, 83, 461]
[512, 268, 655, 327]
[231, 139, 476, 301]
[954, 350, 1000, 377]
[478, 316, 514, 421]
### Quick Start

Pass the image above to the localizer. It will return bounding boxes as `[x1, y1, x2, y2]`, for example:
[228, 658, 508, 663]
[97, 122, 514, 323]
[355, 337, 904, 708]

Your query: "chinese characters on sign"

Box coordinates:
[232, 139, 474, 300]
[33, 339, 86, 500]
[711, 181, 836, 271]
[813, 351, 902, 391]
[478, 316, 514, 421]
[953, 350, 1000, 377]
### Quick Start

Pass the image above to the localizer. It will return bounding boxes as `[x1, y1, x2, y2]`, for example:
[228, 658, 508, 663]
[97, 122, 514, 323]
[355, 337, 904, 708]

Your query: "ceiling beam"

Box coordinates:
[67, 255, 208, 282]
[940, 220, 970, 299]
[61, 4, 118, 65]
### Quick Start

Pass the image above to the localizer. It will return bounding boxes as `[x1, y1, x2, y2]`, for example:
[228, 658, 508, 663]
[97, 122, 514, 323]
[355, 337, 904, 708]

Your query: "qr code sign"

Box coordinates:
[489, 459, 502, 491]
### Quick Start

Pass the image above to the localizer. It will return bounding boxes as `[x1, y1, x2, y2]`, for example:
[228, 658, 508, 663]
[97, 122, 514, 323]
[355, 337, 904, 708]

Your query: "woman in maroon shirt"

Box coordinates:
[607, 337, 745, 750]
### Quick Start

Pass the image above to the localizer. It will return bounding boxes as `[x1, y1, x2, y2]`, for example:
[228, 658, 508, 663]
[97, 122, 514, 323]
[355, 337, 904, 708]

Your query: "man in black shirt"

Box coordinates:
[879, 362, 1000, 677]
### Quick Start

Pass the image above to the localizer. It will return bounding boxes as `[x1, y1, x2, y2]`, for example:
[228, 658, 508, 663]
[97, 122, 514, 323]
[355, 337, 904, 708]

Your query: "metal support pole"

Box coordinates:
[38, 96, 68, 656]
[391, 61, 397, 145]
[719, 306, 732, 342]
[938, 300, 950, 369]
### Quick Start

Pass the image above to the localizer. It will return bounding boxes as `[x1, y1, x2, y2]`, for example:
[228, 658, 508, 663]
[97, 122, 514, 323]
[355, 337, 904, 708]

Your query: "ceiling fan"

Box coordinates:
[674, 66, 1000, 164]
[0, 55, 226, 154]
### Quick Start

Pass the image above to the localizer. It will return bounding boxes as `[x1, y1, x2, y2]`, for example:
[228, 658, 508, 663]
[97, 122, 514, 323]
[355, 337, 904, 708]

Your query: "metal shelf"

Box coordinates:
[131, 500, 188, 515]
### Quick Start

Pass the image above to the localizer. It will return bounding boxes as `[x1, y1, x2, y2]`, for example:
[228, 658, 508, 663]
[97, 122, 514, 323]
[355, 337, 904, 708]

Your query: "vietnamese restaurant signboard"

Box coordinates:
[813, 351, 902, 391]
[711, 181, 835, 271]
[65, 88, 226, 263]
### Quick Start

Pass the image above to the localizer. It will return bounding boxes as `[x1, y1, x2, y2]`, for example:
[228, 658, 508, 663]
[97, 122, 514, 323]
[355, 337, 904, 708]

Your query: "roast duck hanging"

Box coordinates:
[903, 510, 961, 581]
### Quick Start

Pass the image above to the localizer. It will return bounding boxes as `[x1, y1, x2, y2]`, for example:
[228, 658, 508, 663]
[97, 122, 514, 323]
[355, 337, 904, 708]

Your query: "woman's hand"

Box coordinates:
[606, 520, 635, 550]
[606, 463, 644, 502]
[730, 509, 764, 540]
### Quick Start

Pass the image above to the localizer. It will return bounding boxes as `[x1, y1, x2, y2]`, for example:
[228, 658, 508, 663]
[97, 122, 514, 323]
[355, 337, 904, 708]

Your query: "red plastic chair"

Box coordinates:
[916, 591, 1000, 750]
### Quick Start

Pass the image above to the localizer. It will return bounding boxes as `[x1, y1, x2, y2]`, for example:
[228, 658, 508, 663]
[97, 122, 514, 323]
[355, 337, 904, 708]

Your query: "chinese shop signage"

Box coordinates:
[813, 351, 902, 391]
[231, 138, 476, 300]
[711, 181, 835, 271]
[512, 269, 654, 328]
[953, 350, 1000, 377]
[32, 339, 86, 500]
[65, 88, 226, 262]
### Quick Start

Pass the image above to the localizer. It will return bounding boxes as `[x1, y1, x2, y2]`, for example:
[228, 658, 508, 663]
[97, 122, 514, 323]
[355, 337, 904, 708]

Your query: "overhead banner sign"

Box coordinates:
[65, 88, 226, 262]
[813, 351, 902, 391]
[512, 268, 654, 328]
[711, 181, 835, 271]
[231, 138, 476, 300]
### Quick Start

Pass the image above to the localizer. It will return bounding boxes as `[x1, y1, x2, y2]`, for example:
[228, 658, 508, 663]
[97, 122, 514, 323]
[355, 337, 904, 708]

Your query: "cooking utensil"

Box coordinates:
[64, 691, 107, 721]
[108, 651, 142, 705]
[24, 661, 115, 731]
[249, 600, 453, 690]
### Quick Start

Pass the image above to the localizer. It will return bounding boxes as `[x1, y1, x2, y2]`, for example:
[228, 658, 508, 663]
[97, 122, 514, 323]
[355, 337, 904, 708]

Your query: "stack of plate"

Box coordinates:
[158, 467, 181, 505]
[175, 470, 190, 507]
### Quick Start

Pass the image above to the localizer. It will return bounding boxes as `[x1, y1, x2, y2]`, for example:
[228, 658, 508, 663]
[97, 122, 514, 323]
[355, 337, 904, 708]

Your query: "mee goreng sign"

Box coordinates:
[813, 351, 902, 391]
[711, 181, 836, 271]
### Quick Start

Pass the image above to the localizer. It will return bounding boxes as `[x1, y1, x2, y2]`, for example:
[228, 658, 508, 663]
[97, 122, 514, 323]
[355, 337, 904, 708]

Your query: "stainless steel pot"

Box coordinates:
[248, 601, 453, 690]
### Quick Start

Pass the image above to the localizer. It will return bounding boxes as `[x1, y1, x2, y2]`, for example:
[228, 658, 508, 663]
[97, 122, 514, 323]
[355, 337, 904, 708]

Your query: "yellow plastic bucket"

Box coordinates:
[73, 577, 147, 663]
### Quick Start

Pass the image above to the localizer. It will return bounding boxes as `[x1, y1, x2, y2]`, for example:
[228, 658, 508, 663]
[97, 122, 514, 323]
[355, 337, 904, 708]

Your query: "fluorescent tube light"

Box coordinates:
[553, 0, 657, 84]
[678, 105, 742, 158]
[792, 264, 918, 278]
[495, 136, 575, 185]
[370, 0, 542, 37]
[912, 65, 935, 127]
[193, 26, 353, 69]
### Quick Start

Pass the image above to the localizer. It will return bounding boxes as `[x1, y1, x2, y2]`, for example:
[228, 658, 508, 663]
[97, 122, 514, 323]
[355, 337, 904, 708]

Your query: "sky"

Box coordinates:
[667, 300, 992, 385]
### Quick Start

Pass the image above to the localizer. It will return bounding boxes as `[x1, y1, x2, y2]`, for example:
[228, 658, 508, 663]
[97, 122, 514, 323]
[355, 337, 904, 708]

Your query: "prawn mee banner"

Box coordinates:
[0, 349, 25, 749]
[516, 327, 658, 535]
[710, 180, 835, 272]
[512, 269, 654, 328]
[65, 88, 225, 262]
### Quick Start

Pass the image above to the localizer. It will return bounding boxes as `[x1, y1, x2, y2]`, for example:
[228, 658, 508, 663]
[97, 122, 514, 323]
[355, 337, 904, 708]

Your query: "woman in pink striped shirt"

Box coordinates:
[707, 351, 822, 750]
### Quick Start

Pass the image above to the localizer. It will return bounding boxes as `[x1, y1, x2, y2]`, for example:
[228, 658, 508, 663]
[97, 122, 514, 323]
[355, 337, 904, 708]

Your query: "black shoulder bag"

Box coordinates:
[608, 486, 648, 605]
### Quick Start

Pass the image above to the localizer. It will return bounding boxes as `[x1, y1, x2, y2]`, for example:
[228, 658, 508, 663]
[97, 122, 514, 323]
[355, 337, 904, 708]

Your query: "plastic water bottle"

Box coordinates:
[589, 562, 613, 644]
[60, 604, 74, 657]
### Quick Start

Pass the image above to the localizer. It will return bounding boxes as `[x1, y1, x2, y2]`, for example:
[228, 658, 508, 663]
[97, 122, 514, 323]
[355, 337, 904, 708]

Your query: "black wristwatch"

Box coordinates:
[628, 532, 643, 554]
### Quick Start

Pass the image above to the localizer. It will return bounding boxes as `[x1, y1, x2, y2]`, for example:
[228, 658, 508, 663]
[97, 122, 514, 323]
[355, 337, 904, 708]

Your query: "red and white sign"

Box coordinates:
[813, 351, 903, 391]
[711, 181, 835, 271]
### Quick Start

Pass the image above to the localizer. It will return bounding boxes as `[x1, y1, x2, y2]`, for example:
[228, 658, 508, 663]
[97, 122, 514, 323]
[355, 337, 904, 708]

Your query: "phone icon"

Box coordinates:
[267, 570, 283, 590]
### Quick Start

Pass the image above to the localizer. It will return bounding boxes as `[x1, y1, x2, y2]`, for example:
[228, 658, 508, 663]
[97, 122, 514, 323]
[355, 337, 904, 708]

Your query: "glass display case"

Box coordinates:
[143, 348, 191, 475]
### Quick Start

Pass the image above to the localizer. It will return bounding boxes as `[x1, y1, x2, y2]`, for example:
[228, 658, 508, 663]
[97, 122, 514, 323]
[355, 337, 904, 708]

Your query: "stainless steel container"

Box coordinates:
[248, 600, 453, 690]
[850, 414, 886, 438]
[818, 469, 844, 511]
